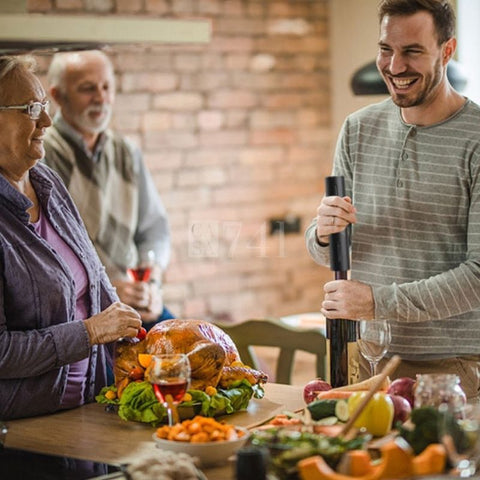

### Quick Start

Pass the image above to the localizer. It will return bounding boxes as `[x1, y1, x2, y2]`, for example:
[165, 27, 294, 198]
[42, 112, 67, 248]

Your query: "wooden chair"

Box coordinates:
[216, 318, 326, 385]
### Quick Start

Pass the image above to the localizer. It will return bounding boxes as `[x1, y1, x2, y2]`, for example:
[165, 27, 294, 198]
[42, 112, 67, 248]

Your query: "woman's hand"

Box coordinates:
[315, 195, 357, 244]
[84, 302, 142, 345]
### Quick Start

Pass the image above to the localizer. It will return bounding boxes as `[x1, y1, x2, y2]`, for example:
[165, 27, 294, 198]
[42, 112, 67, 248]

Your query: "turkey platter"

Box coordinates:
[114, 319, 268, 396]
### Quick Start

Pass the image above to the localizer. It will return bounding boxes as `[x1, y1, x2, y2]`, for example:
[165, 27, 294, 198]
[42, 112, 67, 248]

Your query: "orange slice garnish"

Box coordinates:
[138, 353, 153, 368]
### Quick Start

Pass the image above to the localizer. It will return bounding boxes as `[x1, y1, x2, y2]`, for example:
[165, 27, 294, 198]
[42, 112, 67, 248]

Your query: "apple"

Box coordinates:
[388, 394, 412, 424]
[387, 377, 416, 407]
[303, 378, 332, 404]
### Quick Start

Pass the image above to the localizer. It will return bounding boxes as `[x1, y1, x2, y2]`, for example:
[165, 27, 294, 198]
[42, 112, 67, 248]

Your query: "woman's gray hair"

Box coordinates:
[0, 55, 36, 104]
[0, 55, 36, 82]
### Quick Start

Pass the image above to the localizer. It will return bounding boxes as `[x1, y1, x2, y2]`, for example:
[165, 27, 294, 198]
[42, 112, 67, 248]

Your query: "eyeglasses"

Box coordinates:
[0, 101, 49, 120]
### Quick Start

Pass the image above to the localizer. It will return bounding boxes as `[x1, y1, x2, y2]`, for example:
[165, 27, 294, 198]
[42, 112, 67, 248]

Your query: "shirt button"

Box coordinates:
[410, 128, 416, 137]
[397, 179, 404, 187]
[403, 152, 408, 160]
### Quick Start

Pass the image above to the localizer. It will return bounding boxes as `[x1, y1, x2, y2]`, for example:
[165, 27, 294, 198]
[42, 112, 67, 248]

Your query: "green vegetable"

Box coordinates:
[96, 385, 119, 405]
[397, 406, 469, 455]
[335, 400, 350, 422]
[316, 416, 338, 426]
[251, 427, 369, 479]
[117, 381, 165, 425]
[306, 398, 349, 423]
[96, 379, 264, 426]
[307, 399, 338, 420]
[218, 379, 258, 411]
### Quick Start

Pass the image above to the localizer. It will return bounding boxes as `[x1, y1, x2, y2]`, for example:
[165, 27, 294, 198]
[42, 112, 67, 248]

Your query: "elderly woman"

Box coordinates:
[0, 55, 142, 420]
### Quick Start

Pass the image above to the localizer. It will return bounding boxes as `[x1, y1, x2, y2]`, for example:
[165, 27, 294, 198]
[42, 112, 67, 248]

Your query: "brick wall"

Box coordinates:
[30, 0, 333, 322]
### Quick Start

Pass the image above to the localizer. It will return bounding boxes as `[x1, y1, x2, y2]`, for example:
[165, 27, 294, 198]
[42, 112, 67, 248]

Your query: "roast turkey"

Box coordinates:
[114, 319, 268, 393]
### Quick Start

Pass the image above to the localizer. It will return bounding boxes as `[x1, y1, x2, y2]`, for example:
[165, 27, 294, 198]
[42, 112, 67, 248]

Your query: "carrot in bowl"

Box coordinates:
[155, 416, 245, 443]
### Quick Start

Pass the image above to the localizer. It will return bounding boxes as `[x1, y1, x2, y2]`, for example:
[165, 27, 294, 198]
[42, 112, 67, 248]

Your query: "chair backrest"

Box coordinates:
[217, 318, 326, 385]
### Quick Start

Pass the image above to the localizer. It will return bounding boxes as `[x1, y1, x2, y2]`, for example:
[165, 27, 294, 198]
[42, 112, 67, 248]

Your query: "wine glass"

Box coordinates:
[147, 354, 191, 426]
[356, 319, 391, 377]
[127, 249, 156, 282]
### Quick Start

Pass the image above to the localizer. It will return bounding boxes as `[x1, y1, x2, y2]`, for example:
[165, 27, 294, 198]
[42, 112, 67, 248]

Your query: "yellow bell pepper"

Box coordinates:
[347, 392, 394, 437]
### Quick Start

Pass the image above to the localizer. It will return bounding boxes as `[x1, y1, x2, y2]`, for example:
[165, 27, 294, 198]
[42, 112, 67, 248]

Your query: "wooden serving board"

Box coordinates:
[222, 396, 285, 429]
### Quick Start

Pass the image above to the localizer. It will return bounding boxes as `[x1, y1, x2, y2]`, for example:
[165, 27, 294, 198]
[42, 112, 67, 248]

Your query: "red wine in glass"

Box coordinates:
[153, 379, 188, 403]
[127, 266, 152, 282]
[148, 353, 191, 425]
[126, 250, 155, 282]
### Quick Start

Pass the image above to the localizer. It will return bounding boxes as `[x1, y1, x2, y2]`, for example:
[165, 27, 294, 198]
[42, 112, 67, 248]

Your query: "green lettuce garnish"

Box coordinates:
[96, 379, 264, 426]
[218, 379, 257, 411]
[118, 381, 166, 425]
[96, 385, 119, 404]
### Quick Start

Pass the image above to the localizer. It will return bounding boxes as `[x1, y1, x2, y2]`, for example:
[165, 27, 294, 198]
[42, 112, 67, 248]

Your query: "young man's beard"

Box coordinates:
[387, 57, 443, 109]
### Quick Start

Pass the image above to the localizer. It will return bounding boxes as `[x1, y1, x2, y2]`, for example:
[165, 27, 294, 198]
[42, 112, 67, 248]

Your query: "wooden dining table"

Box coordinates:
[3, 382, 305, 480]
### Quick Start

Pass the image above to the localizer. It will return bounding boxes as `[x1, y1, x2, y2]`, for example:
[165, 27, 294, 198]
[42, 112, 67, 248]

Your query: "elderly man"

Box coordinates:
[43, 50, 174, 328]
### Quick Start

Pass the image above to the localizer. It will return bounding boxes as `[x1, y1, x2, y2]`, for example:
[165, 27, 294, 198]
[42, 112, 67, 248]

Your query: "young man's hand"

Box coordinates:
[321, 280, 374, 320]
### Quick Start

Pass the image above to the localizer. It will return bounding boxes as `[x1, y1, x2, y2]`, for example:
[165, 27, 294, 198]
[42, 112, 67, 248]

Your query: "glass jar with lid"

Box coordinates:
[414, 373, 467, 419]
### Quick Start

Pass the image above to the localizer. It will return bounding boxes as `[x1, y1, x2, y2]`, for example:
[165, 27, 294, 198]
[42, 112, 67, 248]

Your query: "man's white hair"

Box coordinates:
[47, 50, 114, 93]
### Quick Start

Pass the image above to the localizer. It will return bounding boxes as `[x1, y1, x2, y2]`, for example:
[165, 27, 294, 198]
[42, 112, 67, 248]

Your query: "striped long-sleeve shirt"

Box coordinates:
[306, 97, 480, 360]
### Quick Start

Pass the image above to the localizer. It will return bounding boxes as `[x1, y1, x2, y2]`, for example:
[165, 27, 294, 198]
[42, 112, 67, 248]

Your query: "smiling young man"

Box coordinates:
[305, 0, 480, 399]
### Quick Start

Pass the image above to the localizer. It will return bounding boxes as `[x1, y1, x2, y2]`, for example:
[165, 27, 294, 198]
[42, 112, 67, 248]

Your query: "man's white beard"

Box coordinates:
[71, 104, 112, 135]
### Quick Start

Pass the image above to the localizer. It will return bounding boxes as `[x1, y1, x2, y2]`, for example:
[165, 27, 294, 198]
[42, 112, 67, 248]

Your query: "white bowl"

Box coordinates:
[152, 426, 250, 466]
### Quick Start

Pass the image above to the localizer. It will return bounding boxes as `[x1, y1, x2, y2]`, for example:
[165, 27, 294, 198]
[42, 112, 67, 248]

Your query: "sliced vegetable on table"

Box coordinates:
[297, 439, 447, 480]
[307, 399, 350, 423]
[250, 426, 370, 480]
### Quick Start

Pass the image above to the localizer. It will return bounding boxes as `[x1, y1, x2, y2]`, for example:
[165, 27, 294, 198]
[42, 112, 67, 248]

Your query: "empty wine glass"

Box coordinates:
[146, 354, 191, 426]
[356, 319, 391, 377]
